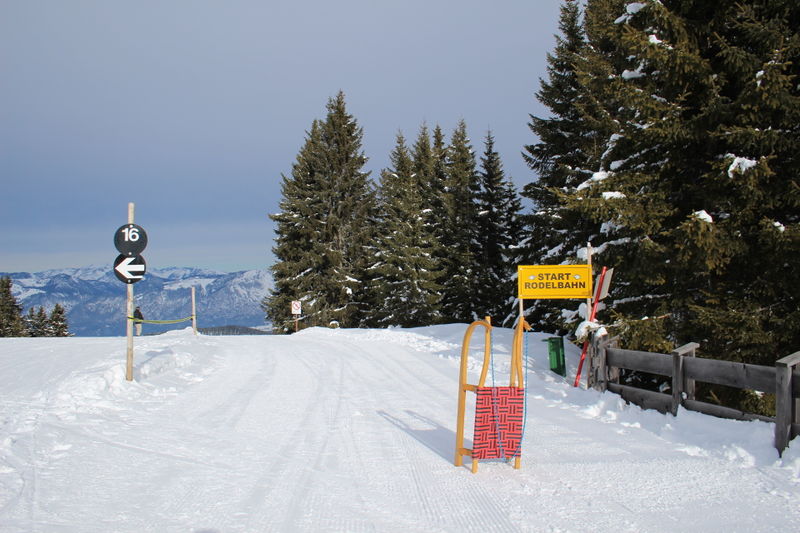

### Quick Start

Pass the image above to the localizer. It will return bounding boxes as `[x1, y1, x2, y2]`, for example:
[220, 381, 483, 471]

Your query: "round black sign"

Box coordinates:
[113, 253, 147, 284]
[114, 224, 148, 256]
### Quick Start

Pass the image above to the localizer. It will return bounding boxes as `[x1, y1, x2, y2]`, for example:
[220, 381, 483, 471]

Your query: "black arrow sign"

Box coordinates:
[113, 254, 147, 284]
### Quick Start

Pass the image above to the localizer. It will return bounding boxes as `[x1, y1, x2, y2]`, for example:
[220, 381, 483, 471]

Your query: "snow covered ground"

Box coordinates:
[1, 325, 798, 532]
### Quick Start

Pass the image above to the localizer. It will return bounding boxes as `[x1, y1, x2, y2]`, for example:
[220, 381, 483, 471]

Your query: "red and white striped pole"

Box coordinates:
[574, 266, 608, 387]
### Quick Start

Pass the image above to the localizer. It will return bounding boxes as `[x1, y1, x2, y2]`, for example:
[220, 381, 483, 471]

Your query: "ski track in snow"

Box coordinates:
[0, 326, 798, 532]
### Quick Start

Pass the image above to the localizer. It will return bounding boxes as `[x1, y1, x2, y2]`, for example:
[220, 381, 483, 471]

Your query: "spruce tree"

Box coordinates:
[412, 123, 447, 268]
[265, 92, 377, 332]
[369, 132, 442, 327]
[266, 120, 326, 333]
[25, 306, 48, 337]
[522, 0, 606, 334]
[553, 0, 800, 368]
[48, 303, 70, 337]
[440, 120, 480, 323]
[473, 132, 523, 324]
[424, 125, 452, 301]
[0, 276, 26, 337]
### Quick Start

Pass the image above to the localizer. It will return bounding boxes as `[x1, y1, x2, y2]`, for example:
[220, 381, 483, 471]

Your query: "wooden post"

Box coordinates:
[595, 336, 609, 392]
[683, 343, 697, 401]
[125, 202, 135, 381]
[589, 332, 606, 391]
[775, 351, 800, 456]
[671, 350, 684, 416]
[191, 286, 198, 335]
[670, 343, 699, 416]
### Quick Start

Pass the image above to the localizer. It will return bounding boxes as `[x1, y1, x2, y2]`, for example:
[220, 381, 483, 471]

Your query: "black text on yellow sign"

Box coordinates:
[517, 265, 592, 299]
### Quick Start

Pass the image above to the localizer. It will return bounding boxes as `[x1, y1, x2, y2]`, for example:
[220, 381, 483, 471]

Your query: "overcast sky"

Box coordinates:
[1, 0, 562, 273]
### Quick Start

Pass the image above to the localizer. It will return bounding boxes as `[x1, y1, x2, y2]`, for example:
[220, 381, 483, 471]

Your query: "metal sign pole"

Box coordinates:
[126, 202, 135, 381]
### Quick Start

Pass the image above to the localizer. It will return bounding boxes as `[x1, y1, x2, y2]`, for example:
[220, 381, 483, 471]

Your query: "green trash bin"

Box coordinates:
[545, 336, 566, 377]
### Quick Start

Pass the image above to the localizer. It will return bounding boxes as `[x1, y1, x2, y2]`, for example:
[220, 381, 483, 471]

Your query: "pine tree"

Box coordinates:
[0, 276, 26, 337]
[553, 0, 800, 366]
[48, 303, 70, 337]
[440, 120, 480, 323]
[265, 92, 377, 332]
[678, 1, 800, 366]
[424, 125, 452, 302]
[473, 131, 523, 324]
[412, 123, 447, 270]
[369, 132, 442, 327]
[522, 0, 606, 334]
[266, 120, 326, 333]
[25, 306, 48, 337]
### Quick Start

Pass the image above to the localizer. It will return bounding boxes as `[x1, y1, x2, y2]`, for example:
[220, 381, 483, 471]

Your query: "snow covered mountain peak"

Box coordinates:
[3, 266, 273, 336]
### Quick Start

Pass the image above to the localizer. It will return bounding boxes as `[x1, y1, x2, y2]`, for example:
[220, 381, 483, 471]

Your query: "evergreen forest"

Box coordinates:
[265, 0, 799, 410]
[0, 276, 70, 337]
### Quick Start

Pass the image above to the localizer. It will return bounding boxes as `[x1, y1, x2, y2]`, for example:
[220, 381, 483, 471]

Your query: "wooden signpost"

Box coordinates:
[113, 203, 148, 381]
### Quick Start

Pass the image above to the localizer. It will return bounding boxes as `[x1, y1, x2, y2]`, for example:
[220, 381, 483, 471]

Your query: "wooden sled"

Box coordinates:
[454, 316, 531, 473]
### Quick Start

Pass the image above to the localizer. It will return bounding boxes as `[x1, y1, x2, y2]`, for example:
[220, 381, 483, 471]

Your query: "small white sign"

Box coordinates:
[291, 300, 302, 315]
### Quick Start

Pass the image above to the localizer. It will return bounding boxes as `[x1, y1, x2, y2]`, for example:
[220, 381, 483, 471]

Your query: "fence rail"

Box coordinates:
[589, 335, 800, 457]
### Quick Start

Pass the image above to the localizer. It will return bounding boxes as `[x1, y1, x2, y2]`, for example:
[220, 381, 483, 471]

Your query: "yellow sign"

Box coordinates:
[518, 265, 592, 299]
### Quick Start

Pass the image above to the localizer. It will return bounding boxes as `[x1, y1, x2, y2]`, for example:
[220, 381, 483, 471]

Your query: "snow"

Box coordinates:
[12, 287, 45, 300]
[1, 326, 798, 532]
[601, 220, 624, 234]
[693, 210, 714, 223]
[727, 155, 757, 177]
[577, 170, 611, 191]
[622, 63, 647, 80]
[602, 191, 626, 200]
[626, 2, 647, 14]
[165, 277, 218, 291]
[615, 2, 647, 24]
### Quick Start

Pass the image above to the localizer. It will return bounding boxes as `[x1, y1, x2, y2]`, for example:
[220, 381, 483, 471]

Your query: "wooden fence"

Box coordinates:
[586, 334, 800, 456]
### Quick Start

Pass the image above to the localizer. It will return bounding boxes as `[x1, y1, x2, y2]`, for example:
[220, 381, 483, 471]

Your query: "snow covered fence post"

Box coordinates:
[588, 331, 611, 391]
[670, 343, 699, 416]
[775, 351, 800, 456]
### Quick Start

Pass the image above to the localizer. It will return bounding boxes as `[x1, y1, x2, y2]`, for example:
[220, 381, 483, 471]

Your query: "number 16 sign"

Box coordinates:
[114, 224, 148, 256]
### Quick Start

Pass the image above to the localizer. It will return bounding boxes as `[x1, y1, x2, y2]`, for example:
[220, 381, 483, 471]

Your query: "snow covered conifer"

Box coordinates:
[439, 121, 480, 323]
[265, 92, 377, 332]
[424, 125, 452, 287]
[522, 0, 605, 333]
[412, 124, 447, 261]
[0, 276, 26, 337]
[25, 306, 48, 337]
[553, 0, 800, 366]
[473, 132, 522, 324]
[369, 132, 442, 327]
[48, 303, 70, 337]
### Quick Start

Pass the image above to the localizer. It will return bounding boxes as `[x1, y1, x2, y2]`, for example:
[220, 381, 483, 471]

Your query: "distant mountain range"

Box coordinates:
[3, 265, 273, 336]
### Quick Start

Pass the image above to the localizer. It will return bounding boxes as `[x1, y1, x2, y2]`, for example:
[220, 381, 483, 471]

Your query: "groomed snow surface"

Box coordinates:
[1, 326, 798, 532]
